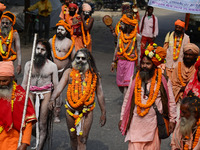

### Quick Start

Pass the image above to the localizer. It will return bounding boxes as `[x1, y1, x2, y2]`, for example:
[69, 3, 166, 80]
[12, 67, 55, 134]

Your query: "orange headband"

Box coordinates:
[120, 14, 138, 26]
[56, 20, 71, 33]
[1, 11, 16, 26]
[175, 19, 185, 28]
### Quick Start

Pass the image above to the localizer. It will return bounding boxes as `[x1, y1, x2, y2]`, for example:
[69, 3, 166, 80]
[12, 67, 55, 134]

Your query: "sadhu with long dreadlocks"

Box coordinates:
[171, 95, 200, 150]
[49, 48, 106, 150]
[119, 45, 176, 150]
[111, 11, 139, 98]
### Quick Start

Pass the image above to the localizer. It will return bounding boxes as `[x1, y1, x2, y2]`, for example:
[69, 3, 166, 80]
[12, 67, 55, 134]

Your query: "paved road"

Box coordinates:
[14, 7, 186, 150]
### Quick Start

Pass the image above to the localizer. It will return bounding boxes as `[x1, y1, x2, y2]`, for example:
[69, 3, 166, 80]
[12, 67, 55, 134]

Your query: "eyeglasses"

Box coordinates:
[1, 22, 10, 25]
[76, 56, 86, 60]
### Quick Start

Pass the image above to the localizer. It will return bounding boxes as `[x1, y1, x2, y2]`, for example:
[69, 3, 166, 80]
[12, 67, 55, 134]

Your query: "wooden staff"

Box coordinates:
[18, 33, 37, 147]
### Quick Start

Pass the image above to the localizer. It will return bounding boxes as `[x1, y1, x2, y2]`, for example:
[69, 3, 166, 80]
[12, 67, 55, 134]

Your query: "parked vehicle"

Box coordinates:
[95, 0, 123, 11]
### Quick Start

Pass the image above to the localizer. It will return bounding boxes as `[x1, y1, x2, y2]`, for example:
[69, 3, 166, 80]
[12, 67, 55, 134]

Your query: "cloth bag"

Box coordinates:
[153, 103, 169, 139]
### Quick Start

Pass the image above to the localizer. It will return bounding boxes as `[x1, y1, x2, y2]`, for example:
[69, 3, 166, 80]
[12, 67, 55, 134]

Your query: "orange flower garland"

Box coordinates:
[52, 35, 75, 60]
[115, 21, 121, 36]
[81, 18, 91, 46]
[178, 62, 186, 87]
[135, 68, 162, 117]
[0, 28, 17, 61]
[67, 68, 97, 109]
[173, 35, 183, 61]
[183, 119, 200, 150]
[117, 31, 138, 61]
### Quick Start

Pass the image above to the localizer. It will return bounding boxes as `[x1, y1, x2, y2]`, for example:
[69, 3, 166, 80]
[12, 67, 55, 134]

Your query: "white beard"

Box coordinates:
[0, 87, 12, 100]
[72, 61, 89, 72]
[180, 115, 196, 137]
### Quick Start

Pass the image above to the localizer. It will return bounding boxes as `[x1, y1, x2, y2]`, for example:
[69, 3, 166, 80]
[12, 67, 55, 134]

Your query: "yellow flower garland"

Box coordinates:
[173, 35, 183, 61]
[0, 28, 17, 61]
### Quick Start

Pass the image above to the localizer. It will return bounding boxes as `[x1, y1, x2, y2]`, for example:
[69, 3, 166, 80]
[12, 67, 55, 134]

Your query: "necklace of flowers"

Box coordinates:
[115, 21, 121, 36]
[64, 5, 67, 15]
[67, 68, 97, 109]
[173, 34, 183, 61]
[183, 119, 200, 150]
[178, 62, 186, 87]
[65, 102, 95, 134]
[52, 35, 75, 60]
[135, 68, 162, 117]
[81, 18, 91, 46]
[0, 28, 17, 61]
[117, 33, 137, 61]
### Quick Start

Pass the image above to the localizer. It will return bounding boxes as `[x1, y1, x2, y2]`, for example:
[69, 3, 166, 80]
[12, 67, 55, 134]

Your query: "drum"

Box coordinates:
[102, 15, 113, 26]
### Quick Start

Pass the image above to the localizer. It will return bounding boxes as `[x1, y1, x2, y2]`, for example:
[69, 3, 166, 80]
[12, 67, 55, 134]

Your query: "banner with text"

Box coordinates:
[148, 0, 200, 14]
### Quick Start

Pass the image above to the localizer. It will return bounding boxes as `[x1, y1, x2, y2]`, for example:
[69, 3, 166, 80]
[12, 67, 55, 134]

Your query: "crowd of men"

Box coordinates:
[0, 0, 200, 150]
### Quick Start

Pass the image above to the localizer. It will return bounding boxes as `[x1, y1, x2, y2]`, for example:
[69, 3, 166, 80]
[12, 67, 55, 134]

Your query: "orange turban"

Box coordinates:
[69, 3, 78, 10]
[0, 3, 6, 11]
[82, 3, 92, 12]
[120, 14, 138, 26]
[0, 61, 14, 76]
[183, 43, 199, 55]
[56, 20, 71, 32]
[145, 45, 166, 66]
[1, 11, 16, 26]
[175, 19, 185, 28]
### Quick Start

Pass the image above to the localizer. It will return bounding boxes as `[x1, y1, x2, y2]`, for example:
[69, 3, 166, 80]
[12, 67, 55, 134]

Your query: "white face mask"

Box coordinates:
[57, 26, 67, 35]
[35, 43, 47, 55]
[72, 51, 89, 72]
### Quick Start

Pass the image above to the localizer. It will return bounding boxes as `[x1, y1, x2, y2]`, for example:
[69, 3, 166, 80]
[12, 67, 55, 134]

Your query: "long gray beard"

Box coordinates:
[0, 83, 13, 100]
[180, 115, 196, 137]
[72, 61, 89, 73]
[1, 26, 11, 37]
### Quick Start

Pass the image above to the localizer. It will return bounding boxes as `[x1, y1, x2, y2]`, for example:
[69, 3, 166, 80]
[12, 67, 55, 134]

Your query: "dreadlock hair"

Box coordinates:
[71, 48, 100, 78]
[182, 94, 200, 119]
[36, 39, 53, 61]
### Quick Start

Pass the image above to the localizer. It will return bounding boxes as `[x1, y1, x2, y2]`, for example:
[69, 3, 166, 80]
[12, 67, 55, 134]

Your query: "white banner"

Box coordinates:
[148, 0, 200, 14]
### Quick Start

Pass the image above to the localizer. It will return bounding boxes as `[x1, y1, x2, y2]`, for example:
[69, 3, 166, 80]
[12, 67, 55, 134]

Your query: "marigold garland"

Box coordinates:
[173, 35, 183, 61]
[178, 62, 186, 87]
[52, 35, 75, 60]
[67, 68, 97, 109]
[117, 32, 138, 61]
[81, 18, 91, 46]
[184, 119, 200, 150]
[0, 80, 17, 133]
[135, 68, 162, 117]
[65, 103, 95, 133]
[115, 21, 121, 36]
[0, 28, 17, 61]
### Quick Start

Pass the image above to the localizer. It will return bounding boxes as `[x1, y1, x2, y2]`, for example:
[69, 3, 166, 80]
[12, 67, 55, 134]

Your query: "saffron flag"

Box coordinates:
[148, 0, 200, 14]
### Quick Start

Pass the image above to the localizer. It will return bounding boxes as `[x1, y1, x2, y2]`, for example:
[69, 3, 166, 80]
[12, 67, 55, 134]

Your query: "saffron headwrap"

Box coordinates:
[144, 44, 166, 66]
[120, 14, 138, 26]
[82, 3, 92, 11]
[0, 61, 14, 76]
[175, 19, 185, 28]
[56, 20, 71, 32]
[1, 11, 16, 26]
[0, 3, 6, 11]
[183, 43, 200, 55]
[69, 3, 78, 10]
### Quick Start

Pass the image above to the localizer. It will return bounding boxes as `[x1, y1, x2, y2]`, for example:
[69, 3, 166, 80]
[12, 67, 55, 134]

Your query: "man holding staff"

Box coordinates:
[0, 61, 36, 150]
[22, 39, 59, 150]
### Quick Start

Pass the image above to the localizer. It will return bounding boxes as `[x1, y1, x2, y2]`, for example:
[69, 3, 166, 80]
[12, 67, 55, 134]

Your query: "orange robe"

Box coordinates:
[171, 61, 196, 102]
[0, 123, 32, 150]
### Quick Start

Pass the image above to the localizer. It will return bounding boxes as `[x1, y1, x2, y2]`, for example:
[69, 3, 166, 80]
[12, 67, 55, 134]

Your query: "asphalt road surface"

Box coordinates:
[14, 7, 187, 150]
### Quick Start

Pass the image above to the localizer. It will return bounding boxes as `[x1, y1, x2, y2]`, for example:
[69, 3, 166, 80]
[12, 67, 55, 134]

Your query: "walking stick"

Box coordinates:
[18, 33, 37, 147]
